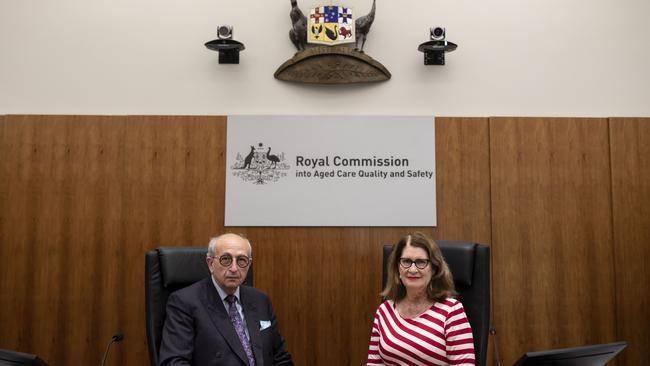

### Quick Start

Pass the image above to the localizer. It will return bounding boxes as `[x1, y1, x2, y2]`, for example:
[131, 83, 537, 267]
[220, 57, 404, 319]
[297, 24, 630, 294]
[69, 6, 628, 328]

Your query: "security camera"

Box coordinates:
[430, 27, 445, 41]
[418, 27, 457, 65]
[217, 25, 233, 40]
[206, 24, 245, 64]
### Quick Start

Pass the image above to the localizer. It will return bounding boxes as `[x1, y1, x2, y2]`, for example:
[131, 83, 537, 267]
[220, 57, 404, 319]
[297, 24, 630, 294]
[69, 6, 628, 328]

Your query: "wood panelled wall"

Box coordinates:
[609, 118, 650, 366]
[490, 118, 618, 363]
[0, 115, 647, 366]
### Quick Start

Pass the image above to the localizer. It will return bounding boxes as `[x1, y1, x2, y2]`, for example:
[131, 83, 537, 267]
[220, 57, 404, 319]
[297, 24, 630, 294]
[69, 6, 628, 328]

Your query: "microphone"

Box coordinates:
[489, 326, 502, 366]
[100, 331, 124, 366]
[112, 332, 124, 342]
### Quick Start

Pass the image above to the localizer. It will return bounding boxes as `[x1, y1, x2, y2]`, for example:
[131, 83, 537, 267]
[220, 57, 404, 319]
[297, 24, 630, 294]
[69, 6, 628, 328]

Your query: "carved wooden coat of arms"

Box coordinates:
[275, 0, 390, 85]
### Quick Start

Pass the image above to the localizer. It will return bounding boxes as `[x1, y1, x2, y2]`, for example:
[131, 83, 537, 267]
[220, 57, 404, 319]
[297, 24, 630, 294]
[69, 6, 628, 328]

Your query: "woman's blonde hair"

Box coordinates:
[381, 232, 456, 302]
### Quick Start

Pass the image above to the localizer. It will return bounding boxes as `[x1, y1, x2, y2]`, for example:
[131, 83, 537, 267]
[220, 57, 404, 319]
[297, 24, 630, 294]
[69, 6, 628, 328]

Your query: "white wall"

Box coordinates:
[1, 0, 649, 116]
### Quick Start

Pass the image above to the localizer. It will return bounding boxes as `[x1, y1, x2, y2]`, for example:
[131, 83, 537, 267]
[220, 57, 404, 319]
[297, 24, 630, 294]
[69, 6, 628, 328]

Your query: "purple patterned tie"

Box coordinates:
[226, 295, 256, 366]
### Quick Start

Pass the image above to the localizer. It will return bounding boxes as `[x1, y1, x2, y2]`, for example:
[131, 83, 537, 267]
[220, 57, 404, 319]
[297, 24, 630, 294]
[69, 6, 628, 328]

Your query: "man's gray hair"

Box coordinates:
[207, 233, 252, 257]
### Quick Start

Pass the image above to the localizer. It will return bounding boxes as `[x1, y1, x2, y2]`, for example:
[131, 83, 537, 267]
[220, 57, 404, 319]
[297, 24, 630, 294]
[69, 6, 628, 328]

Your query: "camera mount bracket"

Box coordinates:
[418, 40, 457, 65]
[205, 39, 246, 64]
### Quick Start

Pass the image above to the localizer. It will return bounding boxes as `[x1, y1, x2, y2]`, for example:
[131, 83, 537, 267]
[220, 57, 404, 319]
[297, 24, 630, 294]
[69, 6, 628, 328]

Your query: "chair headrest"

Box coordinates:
[437, 241, 476, 286]
[158, 247, 211, 287]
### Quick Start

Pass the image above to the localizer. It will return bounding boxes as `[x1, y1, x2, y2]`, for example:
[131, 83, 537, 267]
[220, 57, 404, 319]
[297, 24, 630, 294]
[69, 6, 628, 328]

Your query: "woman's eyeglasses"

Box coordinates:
[399, 258, 430, 269]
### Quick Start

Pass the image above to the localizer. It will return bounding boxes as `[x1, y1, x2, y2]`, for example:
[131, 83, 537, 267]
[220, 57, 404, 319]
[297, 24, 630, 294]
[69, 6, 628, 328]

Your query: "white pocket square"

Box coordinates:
[259, 320, 271, 330]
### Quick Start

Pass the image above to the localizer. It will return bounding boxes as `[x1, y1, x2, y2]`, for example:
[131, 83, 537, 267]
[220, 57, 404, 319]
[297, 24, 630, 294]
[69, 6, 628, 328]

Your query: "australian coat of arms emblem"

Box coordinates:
[275, 0, 390, 84]
[231, 143, 290, 184]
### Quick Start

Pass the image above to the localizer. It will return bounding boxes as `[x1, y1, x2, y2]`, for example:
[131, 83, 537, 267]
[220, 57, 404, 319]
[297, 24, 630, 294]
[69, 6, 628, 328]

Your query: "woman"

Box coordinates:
[367, 232, 475, 366]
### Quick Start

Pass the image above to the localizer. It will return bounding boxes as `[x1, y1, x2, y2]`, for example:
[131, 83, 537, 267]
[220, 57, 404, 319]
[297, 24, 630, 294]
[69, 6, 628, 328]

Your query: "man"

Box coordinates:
[159, 233, 293, 366]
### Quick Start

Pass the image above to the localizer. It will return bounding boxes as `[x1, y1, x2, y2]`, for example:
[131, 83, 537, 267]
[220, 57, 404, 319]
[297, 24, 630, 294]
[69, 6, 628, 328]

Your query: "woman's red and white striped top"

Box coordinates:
[367, 298, 475, 366]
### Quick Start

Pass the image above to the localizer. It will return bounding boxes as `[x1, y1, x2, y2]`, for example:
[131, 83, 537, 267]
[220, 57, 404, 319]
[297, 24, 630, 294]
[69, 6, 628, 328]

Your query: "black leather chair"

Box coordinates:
[383, 241, 490, 366]
[145, 247, 253, 366]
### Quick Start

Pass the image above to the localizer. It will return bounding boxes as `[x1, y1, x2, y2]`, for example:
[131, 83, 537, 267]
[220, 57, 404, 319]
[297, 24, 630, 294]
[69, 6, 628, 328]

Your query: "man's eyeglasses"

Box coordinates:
[399, 258, 430, 269]
[213, 254, 251, 268]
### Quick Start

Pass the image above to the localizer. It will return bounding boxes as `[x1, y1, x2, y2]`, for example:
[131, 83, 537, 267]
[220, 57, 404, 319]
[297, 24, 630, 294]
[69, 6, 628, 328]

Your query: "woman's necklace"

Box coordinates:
[397, 299, 434, 319]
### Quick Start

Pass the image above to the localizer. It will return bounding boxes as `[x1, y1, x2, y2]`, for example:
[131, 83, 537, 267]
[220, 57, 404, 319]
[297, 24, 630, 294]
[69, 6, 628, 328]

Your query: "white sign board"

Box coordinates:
[225, 116, 436, 226]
